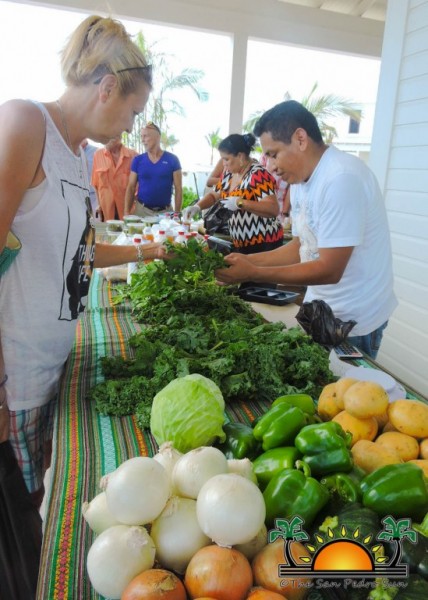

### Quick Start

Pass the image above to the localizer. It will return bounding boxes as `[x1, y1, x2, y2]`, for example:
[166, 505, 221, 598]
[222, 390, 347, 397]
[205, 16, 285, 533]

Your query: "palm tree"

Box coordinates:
[205, 128, 222, 164]
[161, 132, 179, 151]
[124, 32, 209, 153]
[376, 516, 417, 567]
[269, 516, 309, 567]
[243, 81, 361, 143]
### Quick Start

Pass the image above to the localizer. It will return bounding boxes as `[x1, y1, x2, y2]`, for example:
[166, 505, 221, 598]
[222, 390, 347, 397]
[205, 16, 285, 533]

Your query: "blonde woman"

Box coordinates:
[0, 15, 163, 512]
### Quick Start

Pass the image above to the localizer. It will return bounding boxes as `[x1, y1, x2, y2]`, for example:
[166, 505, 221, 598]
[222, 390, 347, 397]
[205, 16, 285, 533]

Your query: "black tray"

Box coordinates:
[237, 287, 300, 306]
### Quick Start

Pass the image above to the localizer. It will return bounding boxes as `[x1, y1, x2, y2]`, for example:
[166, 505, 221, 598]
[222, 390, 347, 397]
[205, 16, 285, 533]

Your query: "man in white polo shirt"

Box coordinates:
[216, 100, 397, 359]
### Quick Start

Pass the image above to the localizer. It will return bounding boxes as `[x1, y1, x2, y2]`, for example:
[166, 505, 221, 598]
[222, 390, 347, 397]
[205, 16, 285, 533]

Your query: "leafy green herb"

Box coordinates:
[91, 238, 335, 426]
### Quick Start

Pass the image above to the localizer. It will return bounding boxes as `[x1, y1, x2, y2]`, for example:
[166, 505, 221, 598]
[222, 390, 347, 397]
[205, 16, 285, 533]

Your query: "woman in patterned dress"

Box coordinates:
[184, 133, 284, 254]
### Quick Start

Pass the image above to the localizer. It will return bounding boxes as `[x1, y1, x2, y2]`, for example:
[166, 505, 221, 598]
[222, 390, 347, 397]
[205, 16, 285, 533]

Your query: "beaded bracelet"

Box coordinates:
[135, 245, 145, 263]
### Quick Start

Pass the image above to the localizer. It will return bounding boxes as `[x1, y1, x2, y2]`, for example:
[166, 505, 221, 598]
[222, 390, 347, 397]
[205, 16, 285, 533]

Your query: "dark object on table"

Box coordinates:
[296, 299, 356, 346]
[237, 286, 299, 306]
[203, 202, 232, 236]
[206, 235, 233, 255]
[0, 441, 42, 600]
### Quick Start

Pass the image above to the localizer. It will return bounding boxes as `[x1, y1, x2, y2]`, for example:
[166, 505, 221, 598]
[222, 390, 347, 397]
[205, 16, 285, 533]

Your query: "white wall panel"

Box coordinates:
[395, 99, 428, 125]
[387, 168, 428, 191]
[389, 144, 428, 167]
[371, 1, 428, 397]
[386, 190, 428, 215]
[397, 74, 428, 102]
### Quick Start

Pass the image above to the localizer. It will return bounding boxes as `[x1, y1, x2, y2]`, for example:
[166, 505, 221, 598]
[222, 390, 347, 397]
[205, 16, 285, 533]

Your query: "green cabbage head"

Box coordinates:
[150, 373, 226, 453]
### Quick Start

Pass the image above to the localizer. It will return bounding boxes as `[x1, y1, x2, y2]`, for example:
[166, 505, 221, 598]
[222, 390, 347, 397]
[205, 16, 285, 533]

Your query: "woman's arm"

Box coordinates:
[206, 158, 223, 188]
[196, 189, 221, 211]
[0, 100, 46, 251]
[93, 242, 165, 268]
[0, 100, 46, 438]
[237, 193, 279, 218]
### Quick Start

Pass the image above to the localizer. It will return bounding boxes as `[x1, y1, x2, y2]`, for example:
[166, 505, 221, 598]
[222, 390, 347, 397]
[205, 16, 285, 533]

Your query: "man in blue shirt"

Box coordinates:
[124, 122, 182, 216]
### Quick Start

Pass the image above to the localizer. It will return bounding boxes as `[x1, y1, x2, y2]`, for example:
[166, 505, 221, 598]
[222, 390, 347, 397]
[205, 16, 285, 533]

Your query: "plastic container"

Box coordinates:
[106, 219, 124, 233]
[159, 215, 172, 230]
[166, 229, 176, 243]
[127, 235, 143, 284]
[154, 230, 166, 243]
[175, 231, 186, 245]
[143, 226, 154, 242]
[127, 222, 144, 235]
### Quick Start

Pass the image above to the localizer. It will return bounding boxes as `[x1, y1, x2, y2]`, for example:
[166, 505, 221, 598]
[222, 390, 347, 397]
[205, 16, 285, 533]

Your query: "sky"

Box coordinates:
[0, 0, 381, 169]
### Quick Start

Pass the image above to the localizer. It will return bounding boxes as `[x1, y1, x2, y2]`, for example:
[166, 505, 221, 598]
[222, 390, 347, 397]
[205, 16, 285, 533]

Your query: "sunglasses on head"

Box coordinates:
[93, 64, 152, 86]
[143, 121, 161, 134]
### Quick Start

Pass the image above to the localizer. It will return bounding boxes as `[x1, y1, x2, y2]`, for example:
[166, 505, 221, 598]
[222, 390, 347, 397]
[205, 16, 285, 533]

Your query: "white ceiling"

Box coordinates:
[277, 0, 387, 22]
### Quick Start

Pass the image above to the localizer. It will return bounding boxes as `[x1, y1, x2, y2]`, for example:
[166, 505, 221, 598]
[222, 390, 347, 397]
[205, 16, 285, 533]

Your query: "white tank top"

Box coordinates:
[0, 102, 95, 410]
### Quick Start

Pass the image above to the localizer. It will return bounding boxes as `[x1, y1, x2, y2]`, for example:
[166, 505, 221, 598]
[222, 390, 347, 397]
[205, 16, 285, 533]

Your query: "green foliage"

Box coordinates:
[89, 237, 334, 428]
[123, 31, 208, 153]
[243, 81, 361, 144]
[205, 127, 222, 165]
[182, 186, 199, 209]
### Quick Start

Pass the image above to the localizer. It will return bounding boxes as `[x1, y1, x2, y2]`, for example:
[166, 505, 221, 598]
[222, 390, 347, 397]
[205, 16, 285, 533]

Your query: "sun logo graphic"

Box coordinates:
[269, 515, 417, 591]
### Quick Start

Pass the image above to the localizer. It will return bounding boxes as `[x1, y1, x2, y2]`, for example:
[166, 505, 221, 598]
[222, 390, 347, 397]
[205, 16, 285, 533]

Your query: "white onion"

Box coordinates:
[101, 456, 170, 525]
[234, 523, 268, 560]
[82, 491, 122, 534]
[227, 458, 258, 483]
[196, 472, 266, 547]
[150, 496, 211, 573]
[86, 524, 155, 599]
[153, 441, 182, 491]
[172, 446, 228, 499]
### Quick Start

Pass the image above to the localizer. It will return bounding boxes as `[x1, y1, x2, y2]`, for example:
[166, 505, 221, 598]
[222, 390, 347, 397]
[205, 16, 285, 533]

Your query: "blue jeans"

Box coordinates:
[348, 321, 388, 360]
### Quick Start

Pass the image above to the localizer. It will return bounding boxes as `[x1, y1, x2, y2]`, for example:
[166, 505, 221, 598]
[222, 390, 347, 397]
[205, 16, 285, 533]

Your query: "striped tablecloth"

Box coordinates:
[36, 270, 271, 600]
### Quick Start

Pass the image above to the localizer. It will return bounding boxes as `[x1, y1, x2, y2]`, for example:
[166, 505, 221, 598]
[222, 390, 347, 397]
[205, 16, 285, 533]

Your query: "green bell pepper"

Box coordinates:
[263, 460, 330, 528]
[294, 421, 353, 477]
[253, 401, 308, 451]
[320, 473, 361, 503]
[272, 393, 316, 416]
[360, 463, 428, 521]
[217, 422, 261, 460]
[252, 446, 301, 490]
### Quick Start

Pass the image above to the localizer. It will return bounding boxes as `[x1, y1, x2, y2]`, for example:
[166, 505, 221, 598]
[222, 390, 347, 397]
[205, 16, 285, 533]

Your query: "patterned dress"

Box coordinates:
[216, 163, 284, 253]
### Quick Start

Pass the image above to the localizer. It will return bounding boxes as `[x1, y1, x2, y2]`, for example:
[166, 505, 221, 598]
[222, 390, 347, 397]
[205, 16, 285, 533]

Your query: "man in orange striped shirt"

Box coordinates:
[91, 136, 137, 221]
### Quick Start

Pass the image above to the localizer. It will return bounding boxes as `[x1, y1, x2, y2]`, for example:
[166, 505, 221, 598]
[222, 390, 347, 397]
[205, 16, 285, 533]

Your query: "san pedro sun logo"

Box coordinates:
[270, 515, 417, 590]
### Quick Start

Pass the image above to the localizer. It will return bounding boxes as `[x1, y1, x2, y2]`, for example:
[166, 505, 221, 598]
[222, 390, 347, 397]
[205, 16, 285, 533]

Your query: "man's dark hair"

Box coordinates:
[253, 100, 323, 144]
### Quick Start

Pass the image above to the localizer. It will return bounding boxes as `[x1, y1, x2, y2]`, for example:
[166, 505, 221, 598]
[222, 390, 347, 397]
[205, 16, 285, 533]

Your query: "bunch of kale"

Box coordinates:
[89, 238, 334, 427]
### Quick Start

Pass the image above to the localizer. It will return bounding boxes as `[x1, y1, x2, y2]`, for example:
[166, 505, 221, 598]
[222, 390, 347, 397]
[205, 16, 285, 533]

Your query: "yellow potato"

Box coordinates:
[375, 431, 419, 461]
[408, 459, 428, 477]
[419, 439, 428, 459]
[333, 410, 378, 446]
[334, 378, 358, 410]
[375, 411, 389, 430]
[388, 399, 428, 438]
[352, 440, 402, 473]
[382, 421, 398, 433]
[317, 382, 342, 421]
[343, 381, 389, 418]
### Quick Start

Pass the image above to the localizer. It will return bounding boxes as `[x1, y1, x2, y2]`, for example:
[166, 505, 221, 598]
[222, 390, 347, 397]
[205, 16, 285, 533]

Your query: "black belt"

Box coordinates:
[137, 202, 169, 212]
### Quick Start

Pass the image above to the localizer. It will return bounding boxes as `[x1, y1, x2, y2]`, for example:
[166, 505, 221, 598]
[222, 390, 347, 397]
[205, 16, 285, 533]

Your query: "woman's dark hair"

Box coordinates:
[253, 100, 323, 144]
[218, 133, 256, 157]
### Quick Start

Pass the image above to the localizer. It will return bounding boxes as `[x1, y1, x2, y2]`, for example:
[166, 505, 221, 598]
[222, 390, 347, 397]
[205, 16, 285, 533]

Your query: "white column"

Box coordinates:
[229, 31, 248, 134]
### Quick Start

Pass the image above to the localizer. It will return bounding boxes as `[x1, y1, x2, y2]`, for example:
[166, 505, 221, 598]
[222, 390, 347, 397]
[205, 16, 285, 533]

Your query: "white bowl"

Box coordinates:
[344, 365, 396, 391]
[343, 366, 406, 401]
